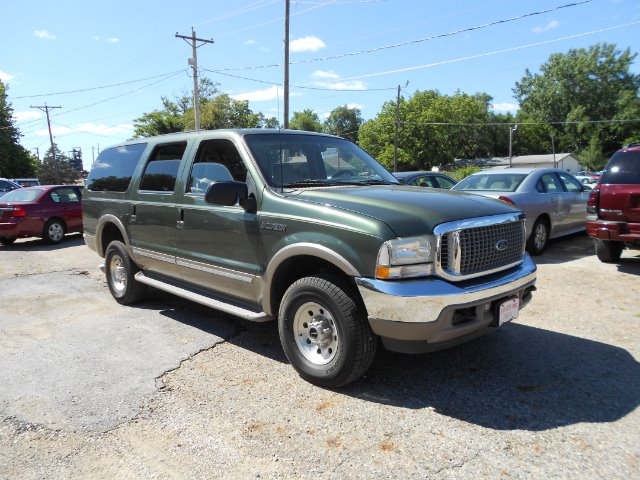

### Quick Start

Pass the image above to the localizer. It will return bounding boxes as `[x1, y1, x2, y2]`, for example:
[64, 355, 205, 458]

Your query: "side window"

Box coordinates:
[86, 143, 147, 192]
[139, 142, 186, 192]
[557, 172, 581, 193]
[437, 177, 456, 189]
[540, 174, 562, 193]
[188, 140, 247, 194]
[50, 187, 80, 203]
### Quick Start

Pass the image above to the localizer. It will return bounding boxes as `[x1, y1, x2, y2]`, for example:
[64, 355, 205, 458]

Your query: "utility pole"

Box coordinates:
[176, 28, 214, 130]
[394, 85, 401, 173]
[284, 0, 290, 129]
[31, 103, 61, 183]
[508, 124, 518, 168]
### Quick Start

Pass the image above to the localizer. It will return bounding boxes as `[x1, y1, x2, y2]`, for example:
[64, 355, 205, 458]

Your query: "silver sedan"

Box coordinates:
[452, 168, 590, 254]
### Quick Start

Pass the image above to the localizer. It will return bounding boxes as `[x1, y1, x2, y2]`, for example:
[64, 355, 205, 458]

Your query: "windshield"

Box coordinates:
[244, 133, 399, 188]
[454, 173, 527, 192]
[1, 188, 43, 202]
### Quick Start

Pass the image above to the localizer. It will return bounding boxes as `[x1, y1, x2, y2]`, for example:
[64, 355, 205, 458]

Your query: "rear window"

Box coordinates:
[454, 173, 527, 192]
[600, 150, 640, 184]
[86, 143, 147, 192]
[1, 188, 43, 202]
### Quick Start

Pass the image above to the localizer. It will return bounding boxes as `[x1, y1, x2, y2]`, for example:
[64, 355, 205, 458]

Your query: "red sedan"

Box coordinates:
[0, 185, 83, 245]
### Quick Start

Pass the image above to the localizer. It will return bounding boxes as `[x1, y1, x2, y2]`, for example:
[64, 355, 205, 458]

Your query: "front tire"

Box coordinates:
[278, 275, 377, 388]
[526, 218, 549, 255]
[43, 219, 65, 244]
[105, 240, 147, 304]
[595, 239, 623, 263]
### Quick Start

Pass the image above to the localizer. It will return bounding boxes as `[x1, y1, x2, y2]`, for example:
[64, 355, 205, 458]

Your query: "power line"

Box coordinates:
[209, 1, 592, 72]
[10, 70, 186, 99]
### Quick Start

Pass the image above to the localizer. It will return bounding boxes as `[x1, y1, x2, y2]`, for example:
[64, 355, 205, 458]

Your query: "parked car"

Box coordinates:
[0, 178, 22, 198]
[83, 129, 536, 387]
[0, 185, 83, 245]
[452, 168, 590, 255]
[586, 143, 640, 262]
[573, 173, 598, 184]
[10, 178, 41, 187]
[393, 171, 457, 189]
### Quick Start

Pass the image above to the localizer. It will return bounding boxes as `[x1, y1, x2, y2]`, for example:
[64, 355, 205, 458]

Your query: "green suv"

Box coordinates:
[83, 129, 537, 387]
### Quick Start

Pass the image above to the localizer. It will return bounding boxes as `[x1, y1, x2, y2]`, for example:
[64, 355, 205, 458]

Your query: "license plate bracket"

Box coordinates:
[497, 297, 519, 326]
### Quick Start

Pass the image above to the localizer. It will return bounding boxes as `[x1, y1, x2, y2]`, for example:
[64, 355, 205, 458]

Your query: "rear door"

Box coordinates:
[599, 150, 640, 223]
[128, 141, 189, 277]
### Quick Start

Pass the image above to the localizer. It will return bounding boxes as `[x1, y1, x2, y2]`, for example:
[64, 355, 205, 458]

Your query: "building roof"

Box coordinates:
[455, 153, 577, 168]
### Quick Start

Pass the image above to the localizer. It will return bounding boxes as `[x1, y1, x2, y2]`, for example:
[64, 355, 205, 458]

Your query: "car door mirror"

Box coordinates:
[205, 181, 256, 213]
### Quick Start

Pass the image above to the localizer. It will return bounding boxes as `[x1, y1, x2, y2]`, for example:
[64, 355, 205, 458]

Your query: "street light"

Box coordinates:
[508, 124, 518, 168]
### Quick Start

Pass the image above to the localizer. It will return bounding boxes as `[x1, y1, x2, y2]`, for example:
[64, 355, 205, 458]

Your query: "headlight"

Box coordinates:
[376, 235, 436, 279]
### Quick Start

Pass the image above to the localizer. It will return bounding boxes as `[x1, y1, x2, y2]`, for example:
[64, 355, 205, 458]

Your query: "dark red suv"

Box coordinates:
[586, 143, 640, 262]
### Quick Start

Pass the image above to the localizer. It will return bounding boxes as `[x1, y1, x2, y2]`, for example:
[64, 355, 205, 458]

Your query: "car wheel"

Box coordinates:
[105, 240, 147, 305]
[526, 218, 549, 255]
[594, 239, 624, 263]
[582, 178, 589, 184]
[278, 274, 377, 388]
[42, 219, 66, 244]
[1, 237, 17, 246]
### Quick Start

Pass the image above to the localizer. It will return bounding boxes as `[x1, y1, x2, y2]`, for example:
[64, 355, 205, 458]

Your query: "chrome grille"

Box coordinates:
[435, 214, 526, 281]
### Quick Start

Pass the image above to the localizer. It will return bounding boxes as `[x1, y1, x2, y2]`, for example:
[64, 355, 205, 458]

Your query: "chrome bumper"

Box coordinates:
[355, 255, 537, 350]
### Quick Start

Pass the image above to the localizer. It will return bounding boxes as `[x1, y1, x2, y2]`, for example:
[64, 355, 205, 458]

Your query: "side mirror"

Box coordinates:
[205, 181, 256, 213]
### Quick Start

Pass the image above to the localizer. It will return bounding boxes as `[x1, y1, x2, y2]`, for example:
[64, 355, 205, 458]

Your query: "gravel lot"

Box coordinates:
[1, 232, 639, 479]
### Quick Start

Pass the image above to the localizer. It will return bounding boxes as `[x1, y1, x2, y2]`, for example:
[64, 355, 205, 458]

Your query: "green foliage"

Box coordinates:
[132, 77, 278, 138]
[289, 109, 322, 132]
[449, 166, 481, 182]
[0, 80, 37, 178]
[359, 90, 495, 169]
[514, 43, 640, 157]
[39, 144, 79, 185]
[323, 105, 364, 143]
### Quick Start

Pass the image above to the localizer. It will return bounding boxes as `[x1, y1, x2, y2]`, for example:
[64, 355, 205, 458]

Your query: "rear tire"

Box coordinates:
[595, 239, 623, 263]
[105, 240, 147, 304]
[43, 219, 65, 244]
[278, 274, 377, 388]
[526, 218, 549, 255]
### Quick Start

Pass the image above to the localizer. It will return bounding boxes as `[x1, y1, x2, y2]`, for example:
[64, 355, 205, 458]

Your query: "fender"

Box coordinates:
[95, 214, 130, 257]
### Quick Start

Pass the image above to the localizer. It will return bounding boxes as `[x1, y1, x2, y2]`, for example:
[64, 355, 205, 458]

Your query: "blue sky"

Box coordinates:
[2, 0, 639, 169]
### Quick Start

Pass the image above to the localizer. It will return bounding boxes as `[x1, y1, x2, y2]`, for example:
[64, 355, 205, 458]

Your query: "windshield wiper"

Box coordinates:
[333, 179, 399, 186]
[280, 179, 342, 188]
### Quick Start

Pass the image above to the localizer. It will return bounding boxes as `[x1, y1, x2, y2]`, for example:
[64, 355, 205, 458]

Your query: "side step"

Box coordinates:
[134, 272, 272, 322]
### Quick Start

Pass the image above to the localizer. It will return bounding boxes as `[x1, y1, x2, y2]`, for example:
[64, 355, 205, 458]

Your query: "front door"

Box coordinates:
[175, 138, 261, 304]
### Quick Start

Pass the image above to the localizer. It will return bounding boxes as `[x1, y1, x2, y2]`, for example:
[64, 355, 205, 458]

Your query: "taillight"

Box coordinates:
[10, 206, 27, 217]
[498, 195, 515, 205]
[587, 188, 599, 214]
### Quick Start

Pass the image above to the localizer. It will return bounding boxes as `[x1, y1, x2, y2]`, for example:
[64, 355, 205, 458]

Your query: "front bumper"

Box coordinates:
[355, 255, 537, 353]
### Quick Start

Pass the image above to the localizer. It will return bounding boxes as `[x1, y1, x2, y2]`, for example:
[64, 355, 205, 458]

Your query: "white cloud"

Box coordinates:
[0, 70, 14, 82]
[34, 30, 56, 40]
[291, 36, 326, 53]
[533, 20, 560, 34]
[35, 123, 134, 137]
[244, 39, 257, 45]
[491, 103, 519, 113]
[13, 111, 41, 122]
[107, 37, 120, 43]
[311, 70, 340, 80]
[233, 86, 280, 102]
[313, 80, 367, 90]
[345, 103, 363, 111]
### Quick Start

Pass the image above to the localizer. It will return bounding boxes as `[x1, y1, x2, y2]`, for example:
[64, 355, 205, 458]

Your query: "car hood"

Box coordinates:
[294, 185, 520, 237]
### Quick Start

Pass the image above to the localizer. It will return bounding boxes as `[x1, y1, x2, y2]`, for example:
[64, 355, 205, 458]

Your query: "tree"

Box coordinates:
[39, 144, 79, 184]
[514, 43, 640, 161]
[358, 90, 495, 170]
[132, 77, 278, 138]
[323, 105, 364, 143]
[0, 80, 37, 177]
[289, 109, 322, 132]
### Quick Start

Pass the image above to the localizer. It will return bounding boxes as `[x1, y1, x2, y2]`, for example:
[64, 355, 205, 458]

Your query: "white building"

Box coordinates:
[455, 153, 583, 172]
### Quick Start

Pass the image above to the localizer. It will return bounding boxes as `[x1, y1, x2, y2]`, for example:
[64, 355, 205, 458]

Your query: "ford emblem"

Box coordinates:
[495, 239, 508, 251]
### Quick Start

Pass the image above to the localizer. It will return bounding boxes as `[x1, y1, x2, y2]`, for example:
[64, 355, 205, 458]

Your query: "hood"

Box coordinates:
[294, 185, 521, 237]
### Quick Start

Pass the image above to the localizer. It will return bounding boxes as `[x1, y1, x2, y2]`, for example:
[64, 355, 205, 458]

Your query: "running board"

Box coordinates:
[134, 272, 272, 322]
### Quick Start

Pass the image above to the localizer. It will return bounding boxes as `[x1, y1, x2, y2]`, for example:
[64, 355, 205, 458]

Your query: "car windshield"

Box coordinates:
[244, 133, 399, 188]
[453, 173, 527, 192]
[1, 188, 43, 202]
